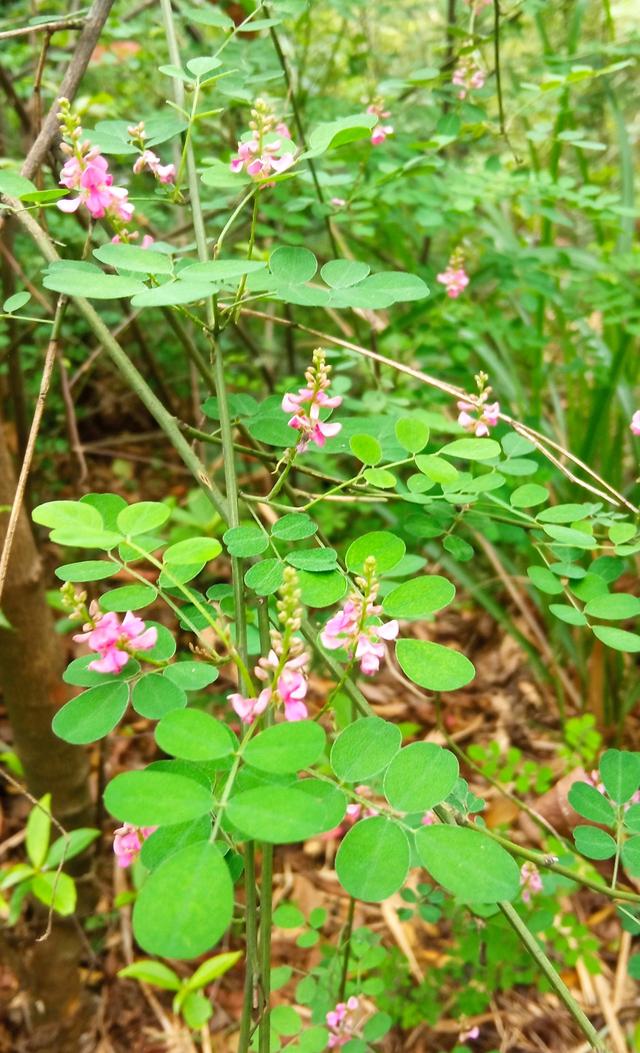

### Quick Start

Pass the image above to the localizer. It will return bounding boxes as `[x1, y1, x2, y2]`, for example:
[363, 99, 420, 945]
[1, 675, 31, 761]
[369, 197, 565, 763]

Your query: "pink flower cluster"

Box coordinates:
[457, 398, 500, 436]
[113, 823, 157, 868]
[630, 411, 640, 436]
[437, 263, 469, 299]
[321, 559, 398, 676]
[231, 127, 295, 179]
[58, 152, 134, 222]
[367, 102, 394, 146]
[282, 349, 342, 453]
[452, 61, 486, 100]
[519, 861, 543, 904]
[73, 610, 157, 674]
[229, 649, 309, 725]
[133, 149, 175, 184]
[326, 996, 359, 1048]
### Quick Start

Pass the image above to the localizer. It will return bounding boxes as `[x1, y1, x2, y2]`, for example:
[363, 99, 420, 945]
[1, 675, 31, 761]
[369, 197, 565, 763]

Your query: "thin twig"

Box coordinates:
[0, 295, 67, 604]
[0, 17, 86, 42]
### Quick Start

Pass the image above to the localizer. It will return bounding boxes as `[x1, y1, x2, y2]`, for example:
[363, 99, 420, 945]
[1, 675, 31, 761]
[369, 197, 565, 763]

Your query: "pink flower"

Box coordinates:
[275, 121, 292, 139]
[452, 61, 485, 100]
[113, 823, 157, 867]
[326, 997, 359, 1048]
[282, 351, 342, 453]
[630, 411, 640, 436]
[58, 153, 134, 222]
[459, 1025, 480, 1043]
[321, 589, 399, 677]
[457, 399, 500, 436]
[367, 102, 393, 146]
[421, 811, 436, 825]
[277, 667, 308, 722]
[229, 688, 271, 725]
[331, 197, 346, 207]
[133, 149, 175, 184]
[73, 611, 157, 673]
[519, 861, 543, 904]
[230, 135, 295, 180]
[437, 265, 470, 299]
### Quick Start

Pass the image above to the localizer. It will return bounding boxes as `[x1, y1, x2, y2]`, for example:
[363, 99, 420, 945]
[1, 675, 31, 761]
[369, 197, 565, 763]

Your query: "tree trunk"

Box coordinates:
[0, 428, 92, 826]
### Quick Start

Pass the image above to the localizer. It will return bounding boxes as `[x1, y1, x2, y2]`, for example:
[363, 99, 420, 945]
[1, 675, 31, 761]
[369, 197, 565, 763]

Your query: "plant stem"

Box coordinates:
[238, 842, 259, 1053]
[499, 902, 609, 1053]
[258, 842, 273, 1053]
[338, 897, 355, 1001]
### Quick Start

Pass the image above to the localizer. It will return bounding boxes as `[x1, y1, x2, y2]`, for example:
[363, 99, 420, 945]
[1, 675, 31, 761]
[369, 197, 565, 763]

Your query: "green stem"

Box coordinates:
[499, 902, 608, 1053]
[258, 843, 273, 1053]
[337, 897, 355, 1001]
[238, 843, 259, 1053]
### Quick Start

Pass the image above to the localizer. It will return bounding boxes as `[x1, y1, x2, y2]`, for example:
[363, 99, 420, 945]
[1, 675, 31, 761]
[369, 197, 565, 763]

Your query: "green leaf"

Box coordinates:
[286, 548, 337, 572]
[0, 172, 38, 198]
[549, 604, 588, 626]
[182, 5, 234, 28]
[223, 524, 269, 558]
[383, 743, 459, 812]
[568, 782, 616, 824]
[363, 467, 396, 489]
[187, 951, 242, 990]
[527, 566, 564, 595]
[349, 434, 382, 465]
[133, 842, 233, 959]
[130, 280, 215, 308]
[573, 825, 617, 860]
[415, 455, 459, 485]
[608, 523, 636, 545]
[118, 960, 181, 990]
[3, 291, 31, 313]
[345, 531, 405, 574]
[396, 639, 475, 692]
[32, 871, 76, 916]
[53, 682, 129, 743]
[537, 504, 593, 524]
[155, 709, 234, 762]
[163, 661, 219, 690]
[246, 413, 294, 447]
[330, 717, 401, 782]
[584, 594, 640, 620]
[245, 559, 284, 596]
[186, 55, 222, 76]
[395, 417, 430, 454]
[270, 1005, 302, 1037]
[43, 264, 145, 300]
[100, 584, 157, 612]
[227, 782, 345, 843]
[269, 247, 317, 284]
[305, 114, 376, 157]
[26, 795, 51, 869]
[336, 817, 410, 901]
[55, 560, 115, 583]
[297, 569, 347, 608]
[510, 484, 549, 508]
[139, 816, 212, 870]
[180, 990, 213, 1029]
[592, 625, 640, 652]
[541, 524, 596, 549]
[243, 721, 326, 774]
[273, 902, 305, 928]
[93, 243, 173, 275]
[321, 260, 370, 288]
[415, 825, 520, 902]
[599, 749, 640, 804]
[45, 829, 100, 869]
[132, 673, 187, 719]
[359, 271, 429, 302]
[104, 770, 214, 826]
[164, 537, 222, 564]
[117, 502, 171, 536]
[271, 514, 318, 541]
[621, 836, 640, 876]
[382, 575, 455, 619]
[440, 438, 501, 461]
